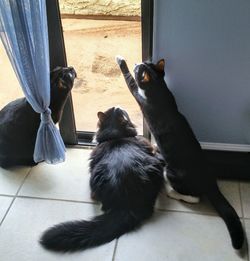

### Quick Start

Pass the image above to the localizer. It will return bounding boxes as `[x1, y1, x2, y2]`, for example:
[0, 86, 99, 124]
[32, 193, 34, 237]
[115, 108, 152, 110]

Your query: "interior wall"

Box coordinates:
[153, 0, 250, 148]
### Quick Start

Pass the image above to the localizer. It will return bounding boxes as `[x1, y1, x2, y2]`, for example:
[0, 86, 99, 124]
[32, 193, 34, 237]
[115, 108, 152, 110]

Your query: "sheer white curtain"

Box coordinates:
[0, 0, 66, 164]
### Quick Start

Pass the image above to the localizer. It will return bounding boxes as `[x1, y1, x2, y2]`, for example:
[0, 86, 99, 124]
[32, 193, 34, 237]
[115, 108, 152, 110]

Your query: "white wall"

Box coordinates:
[153, 0, 250, 151]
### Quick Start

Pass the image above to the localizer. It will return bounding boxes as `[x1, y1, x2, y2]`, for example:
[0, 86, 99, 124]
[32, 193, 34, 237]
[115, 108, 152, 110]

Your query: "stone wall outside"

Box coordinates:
[59, 0, 141, 17]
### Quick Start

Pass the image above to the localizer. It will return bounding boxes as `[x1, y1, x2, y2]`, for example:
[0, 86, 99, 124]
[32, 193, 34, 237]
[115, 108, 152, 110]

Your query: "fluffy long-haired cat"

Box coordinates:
[0, 66, 76, 168]
[116, 56, 244, 249]
[40, 107, 164, 252]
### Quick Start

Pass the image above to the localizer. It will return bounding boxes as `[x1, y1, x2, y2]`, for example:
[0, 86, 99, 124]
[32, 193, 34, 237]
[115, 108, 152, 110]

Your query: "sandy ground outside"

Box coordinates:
[0, 18, 142, 133]
[0, 42, 24, 109]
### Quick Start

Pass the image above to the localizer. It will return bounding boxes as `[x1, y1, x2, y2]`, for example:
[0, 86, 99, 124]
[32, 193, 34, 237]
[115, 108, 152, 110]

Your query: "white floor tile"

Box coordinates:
[240, 182, 250, 218]
[114, 211, 246, 261]
[243, 219, 250, 261]
[0, 198, 115, 261]
[156, 180, 242, 217]
[19, 149, 93, 202]
[2, 148, 247, 261]
[0, 166, 31, 195]
[0, 196, 13, 222]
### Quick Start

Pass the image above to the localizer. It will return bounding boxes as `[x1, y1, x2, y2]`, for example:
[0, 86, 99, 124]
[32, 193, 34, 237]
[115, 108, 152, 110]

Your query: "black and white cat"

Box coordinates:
[116, 56, 244, 249]
[40, 107, 165, 252]
[0, 66, 76, 168]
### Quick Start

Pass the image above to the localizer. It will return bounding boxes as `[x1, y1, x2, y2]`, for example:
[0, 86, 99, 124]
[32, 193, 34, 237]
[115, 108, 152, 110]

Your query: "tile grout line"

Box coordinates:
[0, 167, 32, 227]
[156, 207, 221, 218]
[238, 182, 249, 261]
[15, 195, 100, 205]
[111, 238, 119, 261]
[0, 192, 231, 219]
[1, 195, 233, 219]
[0, 194, 15, 198]
[238, 182, 245, 219]
[0, 196, 15, 226]
[15, 167, 33, 196]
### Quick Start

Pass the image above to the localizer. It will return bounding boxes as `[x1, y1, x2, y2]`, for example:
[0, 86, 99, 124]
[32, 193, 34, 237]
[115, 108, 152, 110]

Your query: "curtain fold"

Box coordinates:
[0, 0, 66, 164]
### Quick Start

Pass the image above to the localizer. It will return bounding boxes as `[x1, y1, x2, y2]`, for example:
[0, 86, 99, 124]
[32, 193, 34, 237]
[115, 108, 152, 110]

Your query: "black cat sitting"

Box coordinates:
[116, 56, 244, 249]
[40, 107, 164, 252]
[0, 66, 76, 168]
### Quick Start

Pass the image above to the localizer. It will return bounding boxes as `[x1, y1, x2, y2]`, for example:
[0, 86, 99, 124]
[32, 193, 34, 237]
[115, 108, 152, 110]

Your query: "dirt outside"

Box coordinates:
[0, 18, 142, 133]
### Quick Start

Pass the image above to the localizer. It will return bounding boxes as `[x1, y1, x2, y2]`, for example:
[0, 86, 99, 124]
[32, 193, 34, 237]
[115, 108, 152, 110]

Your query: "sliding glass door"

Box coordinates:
[46, 0, 153, 145]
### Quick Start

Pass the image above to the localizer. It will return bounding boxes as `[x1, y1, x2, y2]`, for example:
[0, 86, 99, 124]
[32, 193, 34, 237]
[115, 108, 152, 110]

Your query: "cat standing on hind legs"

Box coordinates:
[116, 55, 244, 250]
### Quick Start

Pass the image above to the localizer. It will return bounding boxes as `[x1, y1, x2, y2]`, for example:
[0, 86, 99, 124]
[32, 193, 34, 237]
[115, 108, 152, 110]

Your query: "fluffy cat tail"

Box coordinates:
[40, 209, 146, 252]
[206, 184, 244, 249]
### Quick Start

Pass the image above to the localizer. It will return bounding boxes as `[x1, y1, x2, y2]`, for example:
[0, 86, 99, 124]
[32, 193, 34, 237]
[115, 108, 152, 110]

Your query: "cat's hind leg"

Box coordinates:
[165, 182, 200, 203]
[165, 168, 200, 204]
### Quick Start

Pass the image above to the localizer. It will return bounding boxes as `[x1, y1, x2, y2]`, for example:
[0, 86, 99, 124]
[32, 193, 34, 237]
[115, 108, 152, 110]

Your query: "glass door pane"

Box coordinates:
[59, 2, 143, 134]
[0, 41, 23, 109]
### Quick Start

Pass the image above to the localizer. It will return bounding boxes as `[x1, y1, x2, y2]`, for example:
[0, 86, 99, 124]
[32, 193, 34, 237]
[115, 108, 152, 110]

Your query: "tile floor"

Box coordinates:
[0, 148, 249, 261]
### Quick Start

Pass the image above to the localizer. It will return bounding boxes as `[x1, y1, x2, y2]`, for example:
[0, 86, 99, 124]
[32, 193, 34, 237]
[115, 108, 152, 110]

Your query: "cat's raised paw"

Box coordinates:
[115, 55, 125, 66]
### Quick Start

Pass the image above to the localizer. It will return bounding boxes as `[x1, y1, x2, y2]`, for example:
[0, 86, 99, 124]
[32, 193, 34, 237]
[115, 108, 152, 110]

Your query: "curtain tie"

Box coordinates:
[41, 108, 52, 124]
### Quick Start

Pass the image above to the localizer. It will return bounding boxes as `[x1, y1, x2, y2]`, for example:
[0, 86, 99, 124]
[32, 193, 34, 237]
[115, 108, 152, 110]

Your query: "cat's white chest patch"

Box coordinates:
[138, 87, 147, 99]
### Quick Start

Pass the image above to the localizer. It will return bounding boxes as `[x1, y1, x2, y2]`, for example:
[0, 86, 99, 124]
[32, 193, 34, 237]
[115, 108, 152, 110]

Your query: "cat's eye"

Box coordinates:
[58, 79, 67, 89]
[141, 71, 150, 83]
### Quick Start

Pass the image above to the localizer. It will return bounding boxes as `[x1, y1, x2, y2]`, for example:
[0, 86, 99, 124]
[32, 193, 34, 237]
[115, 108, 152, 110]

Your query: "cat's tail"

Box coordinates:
[40, 209, 148, 252]
[206, 183, 244, 249]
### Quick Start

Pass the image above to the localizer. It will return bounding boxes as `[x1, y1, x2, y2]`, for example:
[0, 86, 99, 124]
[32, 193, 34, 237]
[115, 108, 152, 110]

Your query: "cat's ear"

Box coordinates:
[97, 111, 106, 122]
[141, 71, 150, 83]
[155, 59, 165, 72]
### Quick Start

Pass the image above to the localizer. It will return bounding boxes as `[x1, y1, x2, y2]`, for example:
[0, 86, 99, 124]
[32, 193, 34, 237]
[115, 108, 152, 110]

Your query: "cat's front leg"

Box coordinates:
[116, 55, 145, 105]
